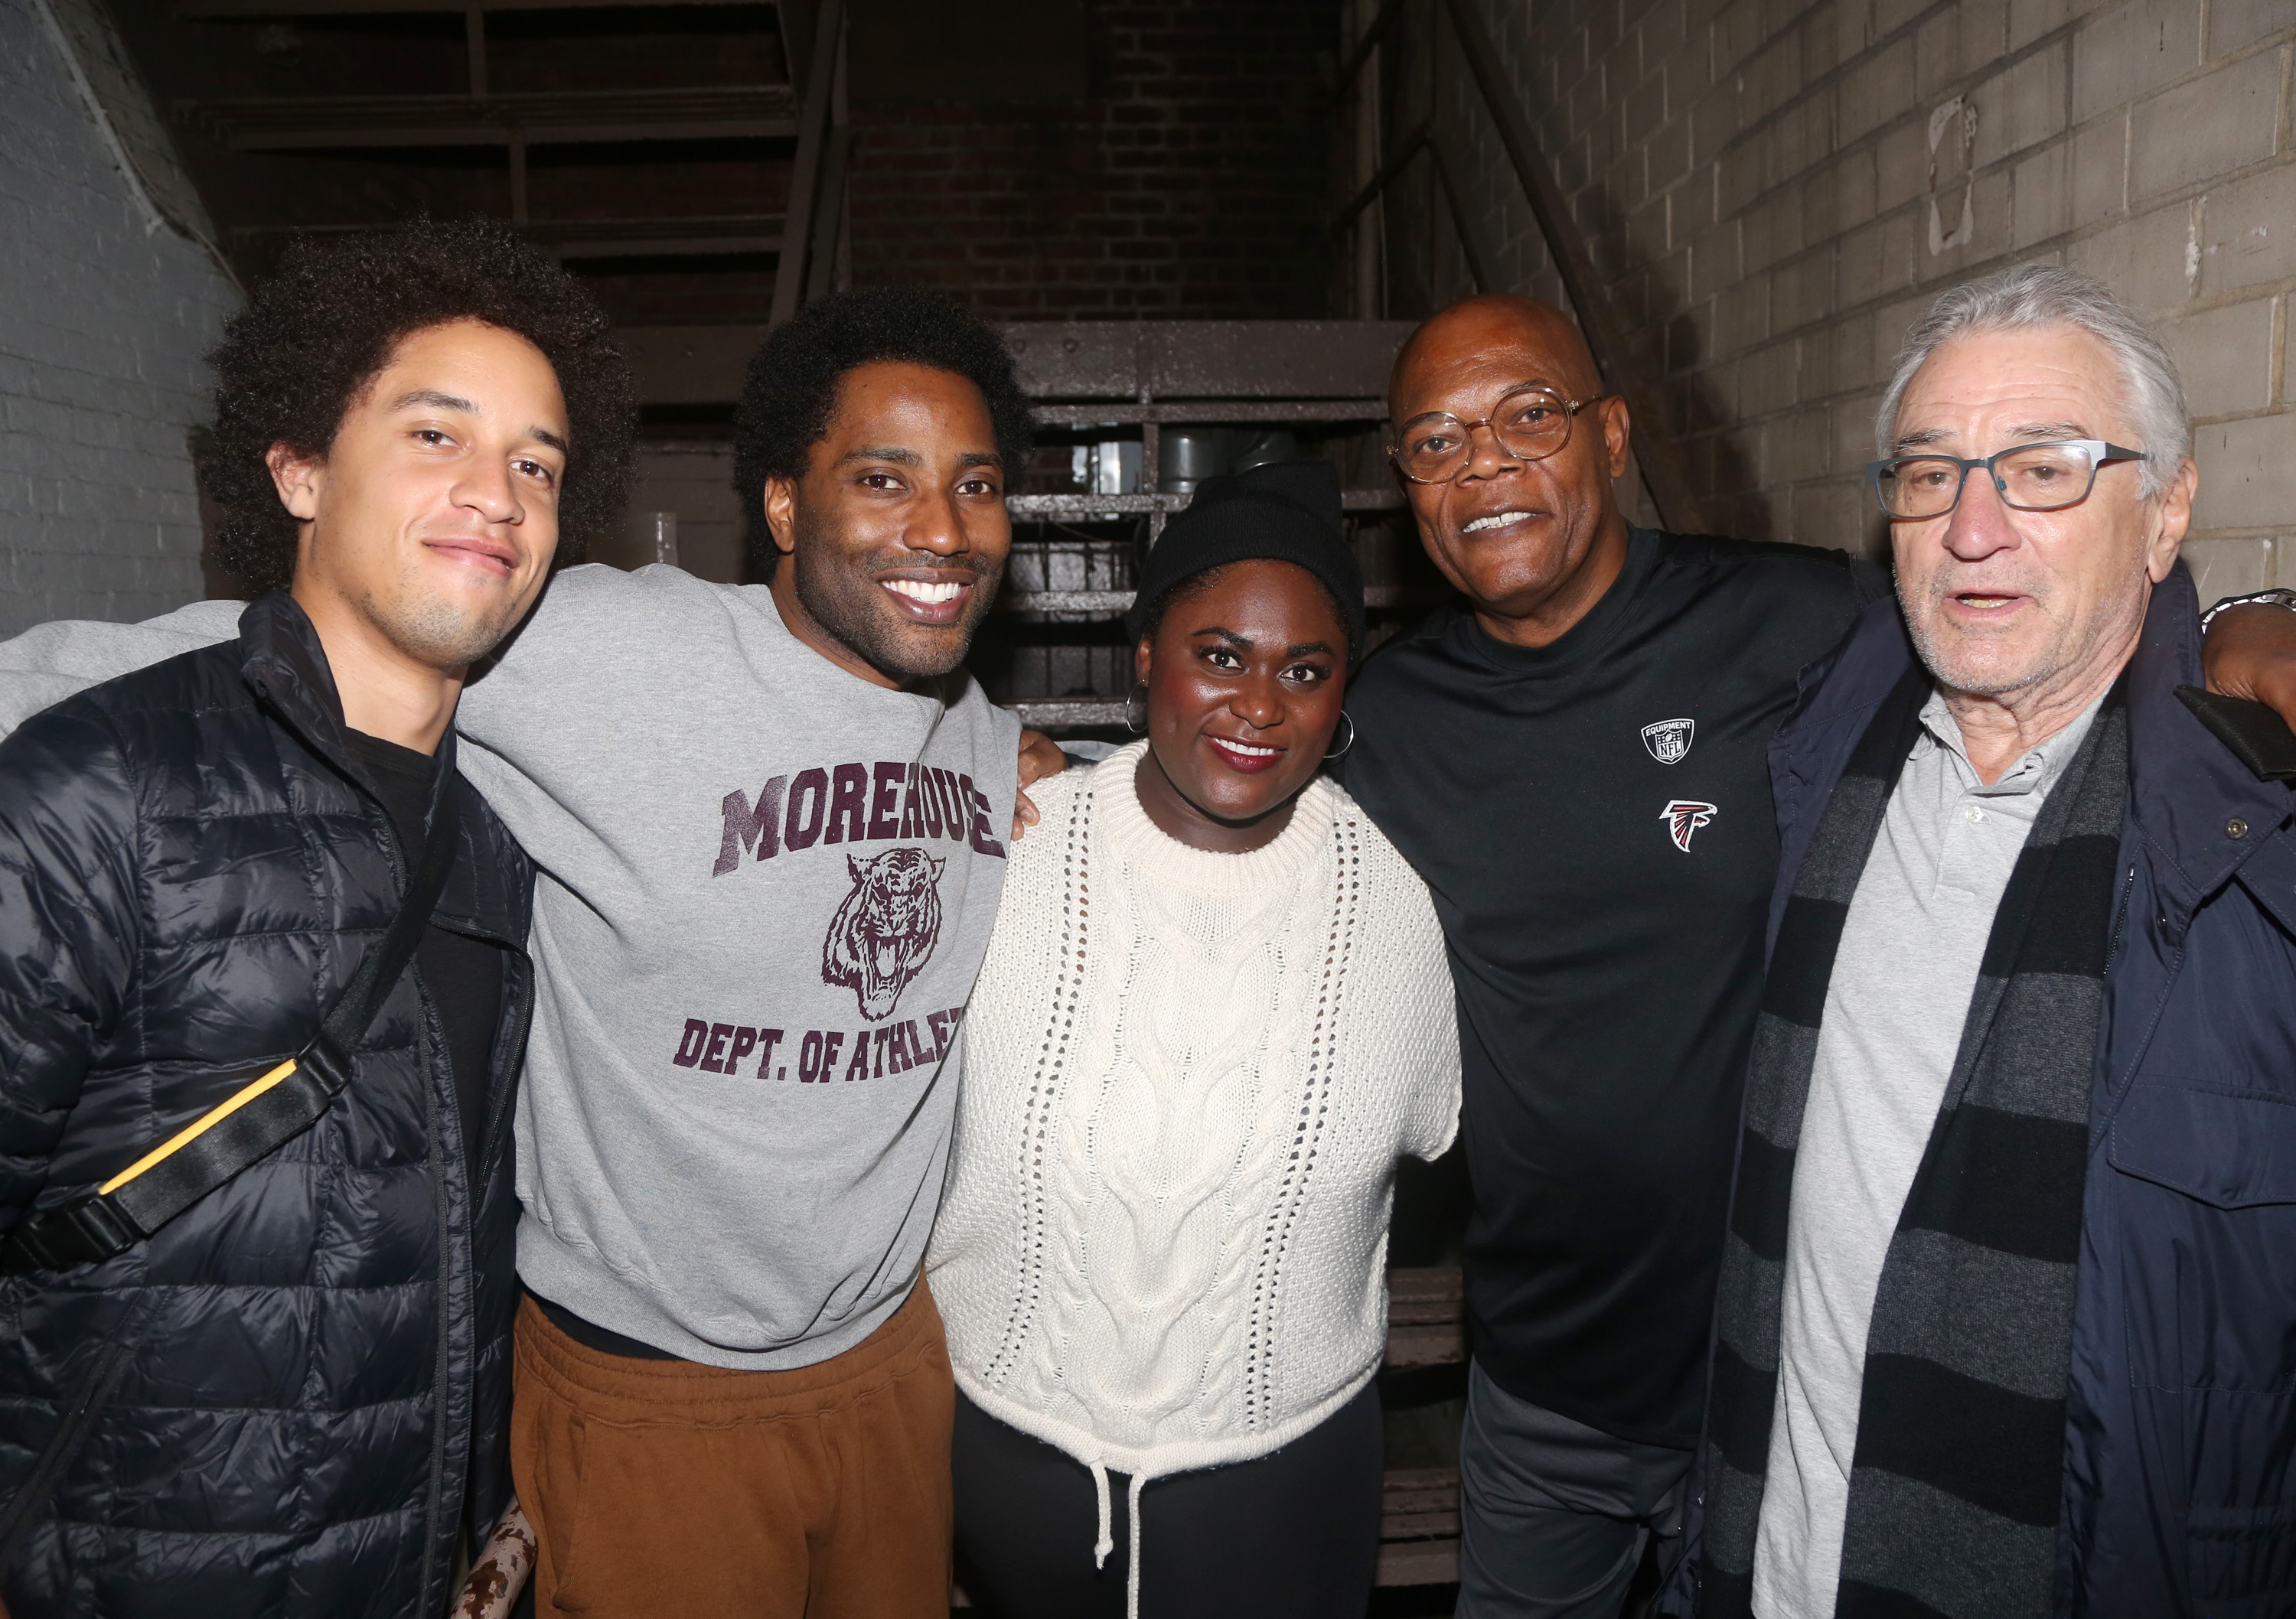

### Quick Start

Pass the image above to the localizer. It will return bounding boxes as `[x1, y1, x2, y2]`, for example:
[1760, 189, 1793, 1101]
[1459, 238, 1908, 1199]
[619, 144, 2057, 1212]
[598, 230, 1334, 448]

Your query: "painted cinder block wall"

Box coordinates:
[1384, 0, 2294, 601]
[0, 0, 238, 636]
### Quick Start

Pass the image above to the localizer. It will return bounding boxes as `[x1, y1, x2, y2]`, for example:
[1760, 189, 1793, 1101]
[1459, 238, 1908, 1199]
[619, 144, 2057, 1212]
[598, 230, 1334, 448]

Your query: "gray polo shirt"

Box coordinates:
[1750, 686, 2102, 1619]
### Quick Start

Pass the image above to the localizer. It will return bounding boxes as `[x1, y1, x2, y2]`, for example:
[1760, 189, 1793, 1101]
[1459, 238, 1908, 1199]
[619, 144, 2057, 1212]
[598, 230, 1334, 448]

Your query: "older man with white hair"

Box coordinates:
[1697, 263, 2296, 1619]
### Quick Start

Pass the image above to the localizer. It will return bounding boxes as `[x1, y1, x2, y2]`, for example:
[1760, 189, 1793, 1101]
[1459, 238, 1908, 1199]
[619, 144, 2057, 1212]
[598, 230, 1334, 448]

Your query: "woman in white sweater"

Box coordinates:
[929, 461, 1460, 1619]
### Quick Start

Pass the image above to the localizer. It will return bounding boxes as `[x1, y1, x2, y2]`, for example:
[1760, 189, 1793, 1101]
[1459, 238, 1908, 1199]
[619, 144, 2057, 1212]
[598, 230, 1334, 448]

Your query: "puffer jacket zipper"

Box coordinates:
[418, 979, 462, 1617]
[355, 776, 466, 1617]
[0, 1303, 145, 1574]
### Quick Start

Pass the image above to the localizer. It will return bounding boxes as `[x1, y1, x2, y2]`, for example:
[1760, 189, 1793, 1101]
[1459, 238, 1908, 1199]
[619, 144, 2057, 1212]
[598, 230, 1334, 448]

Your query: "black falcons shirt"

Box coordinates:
[345, 730, 504, 1192]
[1342, 526, 1884, 1448]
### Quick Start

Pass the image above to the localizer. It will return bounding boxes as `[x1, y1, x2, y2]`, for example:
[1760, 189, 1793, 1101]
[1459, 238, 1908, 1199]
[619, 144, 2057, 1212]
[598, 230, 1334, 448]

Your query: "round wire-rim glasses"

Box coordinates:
[1388, 386, 1606, 485]
[1865, 439, 2149, 520]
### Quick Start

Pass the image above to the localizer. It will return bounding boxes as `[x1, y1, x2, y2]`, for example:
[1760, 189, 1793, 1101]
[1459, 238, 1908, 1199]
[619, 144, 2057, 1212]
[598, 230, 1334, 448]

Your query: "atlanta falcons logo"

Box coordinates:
[1662, 799, 1718, 852]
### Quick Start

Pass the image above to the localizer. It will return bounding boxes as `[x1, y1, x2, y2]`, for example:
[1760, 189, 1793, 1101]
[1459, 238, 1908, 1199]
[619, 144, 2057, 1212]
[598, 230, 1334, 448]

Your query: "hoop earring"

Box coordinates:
[1323, 712, 1356, 760]
[1124, 681, 1150, 735]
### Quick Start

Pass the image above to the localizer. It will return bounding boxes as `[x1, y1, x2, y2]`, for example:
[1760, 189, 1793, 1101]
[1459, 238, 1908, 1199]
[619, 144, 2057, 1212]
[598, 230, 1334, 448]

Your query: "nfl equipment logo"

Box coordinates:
[1642, 718, 1695, 764]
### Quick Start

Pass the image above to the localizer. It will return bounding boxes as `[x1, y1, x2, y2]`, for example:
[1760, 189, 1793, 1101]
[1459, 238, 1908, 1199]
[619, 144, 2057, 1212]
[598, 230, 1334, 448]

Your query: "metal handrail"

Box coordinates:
[1441, 0, 1706, 533]
[1331, 121, 1429, 239]
[770, 0, 847, 324]
[1335, 0, 1707, 533]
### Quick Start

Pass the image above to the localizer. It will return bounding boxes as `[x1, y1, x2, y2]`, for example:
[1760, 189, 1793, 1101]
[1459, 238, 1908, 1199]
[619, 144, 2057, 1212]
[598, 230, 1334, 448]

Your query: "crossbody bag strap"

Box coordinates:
[1, 780, 464, 1276]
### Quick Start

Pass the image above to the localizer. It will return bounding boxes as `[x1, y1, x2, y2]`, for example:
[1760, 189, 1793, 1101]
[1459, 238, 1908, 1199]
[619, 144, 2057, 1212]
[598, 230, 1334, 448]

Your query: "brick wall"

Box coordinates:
[849, 0, 1339, 318]
[0, 0, 238, 634]
[1381, 0, 2294, 603]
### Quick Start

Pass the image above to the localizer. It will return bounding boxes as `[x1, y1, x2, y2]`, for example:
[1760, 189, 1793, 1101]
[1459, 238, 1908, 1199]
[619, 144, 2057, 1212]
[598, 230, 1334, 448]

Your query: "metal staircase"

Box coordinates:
[977, 319, 1430, 735]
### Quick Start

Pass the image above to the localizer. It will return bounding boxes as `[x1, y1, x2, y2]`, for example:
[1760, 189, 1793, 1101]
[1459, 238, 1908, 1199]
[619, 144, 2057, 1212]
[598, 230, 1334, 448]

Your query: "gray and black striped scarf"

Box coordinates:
[1703, 667, 2129, 1619]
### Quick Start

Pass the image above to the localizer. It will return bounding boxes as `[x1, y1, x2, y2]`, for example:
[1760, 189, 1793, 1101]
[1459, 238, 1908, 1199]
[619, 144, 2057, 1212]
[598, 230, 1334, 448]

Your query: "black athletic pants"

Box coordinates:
[951, 1382, 1386, 1619]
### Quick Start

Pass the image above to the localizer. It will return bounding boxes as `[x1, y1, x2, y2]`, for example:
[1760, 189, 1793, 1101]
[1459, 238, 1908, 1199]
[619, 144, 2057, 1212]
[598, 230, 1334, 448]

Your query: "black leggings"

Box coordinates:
[951, 1381, 1385, 1619]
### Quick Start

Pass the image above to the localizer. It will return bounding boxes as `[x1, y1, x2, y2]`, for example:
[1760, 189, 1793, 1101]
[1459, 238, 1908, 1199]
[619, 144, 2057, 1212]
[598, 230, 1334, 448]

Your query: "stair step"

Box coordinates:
[996, 585, 1417, 618]
[177, 86, 796, 150]
[1007, 489, 1403, 520]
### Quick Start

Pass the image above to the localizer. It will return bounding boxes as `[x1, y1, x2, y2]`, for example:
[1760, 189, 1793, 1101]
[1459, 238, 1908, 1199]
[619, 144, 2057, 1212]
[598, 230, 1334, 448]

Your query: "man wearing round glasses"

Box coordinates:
[1693, 265, 2296, 1619]
[1339, 294, 1896, 1617]
[1337, 281, 2296, 1619]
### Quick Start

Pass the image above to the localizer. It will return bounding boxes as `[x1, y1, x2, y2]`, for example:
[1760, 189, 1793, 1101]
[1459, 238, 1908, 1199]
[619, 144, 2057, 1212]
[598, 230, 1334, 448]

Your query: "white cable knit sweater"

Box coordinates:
[930, 742, 1459, 1573]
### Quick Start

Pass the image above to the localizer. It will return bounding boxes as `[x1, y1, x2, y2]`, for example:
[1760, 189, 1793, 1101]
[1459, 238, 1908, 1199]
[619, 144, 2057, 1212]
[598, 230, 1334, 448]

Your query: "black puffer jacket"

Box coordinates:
[0, 595, 533, 1618]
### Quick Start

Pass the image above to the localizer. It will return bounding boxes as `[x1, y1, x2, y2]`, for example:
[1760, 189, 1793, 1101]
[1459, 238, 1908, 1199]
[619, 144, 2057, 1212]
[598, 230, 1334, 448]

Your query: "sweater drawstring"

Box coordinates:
[1091, 1461, 1114, 1568]
[1084, 1469, 1148, 1616]
[1086, 1463, 1147, 1619]
[1125, 1472, 1146, 1619]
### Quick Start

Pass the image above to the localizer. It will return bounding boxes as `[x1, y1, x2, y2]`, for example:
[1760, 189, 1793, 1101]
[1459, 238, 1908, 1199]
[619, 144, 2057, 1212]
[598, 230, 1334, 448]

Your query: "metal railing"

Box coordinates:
[769, 0, 850, 322]
[1335, 0, 1707, 536]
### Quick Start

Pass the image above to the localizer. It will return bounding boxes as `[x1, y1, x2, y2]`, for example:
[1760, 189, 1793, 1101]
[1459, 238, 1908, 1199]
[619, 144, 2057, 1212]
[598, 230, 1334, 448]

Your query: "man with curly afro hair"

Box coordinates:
[0, 282, 1068, 1618]
[0, 219, 631, 1619]
[204, 217, 635, 598]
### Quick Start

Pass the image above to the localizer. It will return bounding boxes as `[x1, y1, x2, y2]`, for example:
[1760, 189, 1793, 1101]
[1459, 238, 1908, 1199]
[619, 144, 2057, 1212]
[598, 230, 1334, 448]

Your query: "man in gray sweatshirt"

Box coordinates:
[0, 288, 1037, 1617]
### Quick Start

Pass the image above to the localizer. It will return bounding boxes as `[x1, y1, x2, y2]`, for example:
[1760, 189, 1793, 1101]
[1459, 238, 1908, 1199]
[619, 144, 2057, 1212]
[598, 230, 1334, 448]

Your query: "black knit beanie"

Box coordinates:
[1124, 459, 1365, 660]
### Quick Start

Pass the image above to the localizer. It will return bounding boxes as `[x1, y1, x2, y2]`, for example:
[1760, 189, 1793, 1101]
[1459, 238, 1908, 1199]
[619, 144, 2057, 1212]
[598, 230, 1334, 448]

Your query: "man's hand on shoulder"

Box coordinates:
[2202, 603, 2296, 745]
[1013, 728, 1068, 842]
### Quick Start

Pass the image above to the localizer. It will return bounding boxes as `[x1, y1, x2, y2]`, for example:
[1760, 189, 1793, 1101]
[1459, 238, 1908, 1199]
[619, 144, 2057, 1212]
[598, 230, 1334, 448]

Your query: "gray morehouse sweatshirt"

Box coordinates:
[0, 565, 1019, 1369]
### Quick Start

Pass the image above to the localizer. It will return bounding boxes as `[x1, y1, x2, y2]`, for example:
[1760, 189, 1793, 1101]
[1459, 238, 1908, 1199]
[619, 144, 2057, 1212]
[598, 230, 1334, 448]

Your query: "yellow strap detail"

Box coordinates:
[99, 1057, 300, 1195]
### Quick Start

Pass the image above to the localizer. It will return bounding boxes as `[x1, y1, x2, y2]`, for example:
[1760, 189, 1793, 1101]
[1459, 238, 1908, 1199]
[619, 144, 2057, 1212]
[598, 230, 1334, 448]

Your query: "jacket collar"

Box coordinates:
[234, 591, 499, 930]
[1783, 563, 2291, 940]
[236, 590, 354, 768]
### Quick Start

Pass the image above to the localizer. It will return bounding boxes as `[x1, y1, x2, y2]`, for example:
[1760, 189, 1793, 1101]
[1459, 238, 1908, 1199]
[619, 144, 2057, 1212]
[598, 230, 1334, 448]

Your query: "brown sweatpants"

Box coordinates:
[510, 1281, 954, 1619]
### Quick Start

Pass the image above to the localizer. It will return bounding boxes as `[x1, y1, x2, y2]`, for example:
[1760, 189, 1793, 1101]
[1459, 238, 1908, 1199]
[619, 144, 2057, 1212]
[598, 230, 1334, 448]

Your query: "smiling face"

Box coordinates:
[1890, 326, 2192, 709]
[1387, 295, 1635, 644]
[763, 360, 1011, 688]
[1132, 558, 1348, 853]
[272, 318, 566, 672]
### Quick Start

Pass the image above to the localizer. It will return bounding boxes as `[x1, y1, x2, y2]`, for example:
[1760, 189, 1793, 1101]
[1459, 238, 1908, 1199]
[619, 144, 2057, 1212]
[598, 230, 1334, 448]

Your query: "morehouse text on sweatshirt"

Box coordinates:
[0, 565, 1020, 1370]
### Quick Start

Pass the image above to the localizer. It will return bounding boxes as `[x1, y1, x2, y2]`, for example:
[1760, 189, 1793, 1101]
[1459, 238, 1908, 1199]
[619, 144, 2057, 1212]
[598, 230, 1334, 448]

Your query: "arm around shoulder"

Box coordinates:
[0, 599, 242, 738]
[451, 562, 707, 747]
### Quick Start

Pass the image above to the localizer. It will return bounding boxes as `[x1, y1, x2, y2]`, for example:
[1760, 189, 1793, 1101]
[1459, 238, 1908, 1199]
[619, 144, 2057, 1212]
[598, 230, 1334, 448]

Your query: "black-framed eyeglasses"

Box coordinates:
[1388, 386, 1606, 485]
[1865, 440, 2149, 520]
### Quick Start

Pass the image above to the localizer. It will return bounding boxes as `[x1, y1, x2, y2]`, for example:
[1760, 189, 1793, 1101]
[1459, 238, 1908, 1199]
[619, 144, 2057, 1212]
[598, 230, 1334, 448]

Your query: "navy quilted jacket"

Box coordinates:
[0, 595, 533, 1618]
